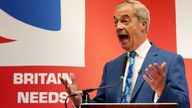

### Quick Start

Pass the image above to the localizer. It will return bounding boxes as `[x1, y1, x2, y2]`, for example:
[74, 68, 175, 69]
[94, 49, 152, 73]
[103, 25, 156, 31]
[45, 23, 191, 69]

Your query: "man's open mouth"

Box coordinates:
[118, 34, 129, 41]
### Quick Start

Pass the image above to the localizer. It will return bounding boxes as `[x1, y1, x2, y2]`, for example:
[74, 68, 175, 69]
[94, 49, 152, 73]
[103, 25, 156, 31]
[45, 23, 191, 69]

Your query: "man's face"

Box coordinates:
[114, 5, 146, 51]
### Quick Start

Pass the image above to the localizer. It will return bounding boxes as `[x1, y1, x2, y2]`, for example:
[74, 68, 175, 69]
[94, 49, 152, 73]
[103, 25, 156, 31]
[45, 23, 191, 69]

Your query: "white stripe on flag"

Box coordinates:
[176, 0, 192, 58]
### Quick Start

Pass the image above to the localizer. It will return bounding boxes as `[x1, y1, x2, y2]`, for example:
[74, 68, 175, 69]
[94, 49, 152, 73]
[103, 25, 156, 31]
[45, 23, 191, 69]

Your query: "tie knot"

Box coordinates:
[129, 51, 136, 58]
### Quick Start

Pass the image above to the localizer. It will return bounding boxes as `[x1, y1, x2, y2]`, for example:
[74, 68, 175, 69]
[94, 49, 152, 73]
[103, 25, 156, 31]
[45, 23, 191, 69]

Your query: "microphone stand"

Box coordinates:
[62, 76, 124, 108]
[82, 92, 90, 103]
[61, 56, 128, 108]
[79, 76, 124, 103]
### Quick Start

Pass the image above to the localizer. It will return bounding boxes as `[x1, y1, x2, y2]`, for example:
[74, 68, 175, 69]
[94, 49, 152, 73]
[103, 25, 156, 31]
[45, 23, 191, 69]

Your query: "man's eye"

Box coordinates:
[114, 20, 118, 26]
[114, 20, 118, 24]
[121, 20, 129, 25]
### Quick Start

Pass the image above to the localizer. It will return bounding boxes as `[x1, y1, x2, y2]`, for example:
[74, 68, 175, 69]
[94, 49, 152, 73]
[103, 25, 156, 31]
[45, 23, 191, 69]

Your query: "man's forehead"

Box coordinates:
[113, 14, 131, 19]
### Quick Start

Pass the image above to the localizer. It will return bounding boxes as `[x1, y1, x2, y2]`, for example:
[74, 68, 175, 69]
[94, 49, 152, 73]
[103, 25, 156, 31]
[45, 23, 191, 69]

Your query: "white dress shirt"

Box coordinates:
[122, 39, 151, 102]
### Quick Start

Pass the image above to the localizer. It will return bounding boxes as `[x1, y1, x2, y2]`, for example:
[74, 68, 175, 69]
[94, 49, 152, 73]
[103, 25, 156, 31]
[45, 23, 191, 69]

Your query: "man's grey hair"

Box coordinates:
[116, 0, 150, 33]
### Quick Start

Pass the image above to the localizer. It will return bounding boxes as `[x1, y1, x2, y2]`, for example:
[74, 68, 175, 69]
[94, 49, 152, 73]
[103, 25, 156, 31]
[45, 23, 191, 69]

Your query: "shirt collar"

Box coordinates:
[127, 39, 151, 58]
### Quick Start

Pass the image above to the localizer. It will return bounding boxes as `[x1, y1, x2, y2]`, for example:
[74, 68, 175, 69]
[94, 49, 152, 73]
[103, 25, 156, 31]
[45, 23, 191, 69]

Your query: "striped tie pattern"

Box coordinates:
[122, 51, 136, 103]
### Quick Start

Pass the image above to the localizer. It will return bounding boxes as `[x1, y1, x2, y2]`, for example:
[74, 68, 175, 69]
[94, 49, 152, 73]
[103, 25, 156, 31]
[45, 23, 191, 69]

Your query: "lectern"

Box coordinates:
[80, 103, 178, 108]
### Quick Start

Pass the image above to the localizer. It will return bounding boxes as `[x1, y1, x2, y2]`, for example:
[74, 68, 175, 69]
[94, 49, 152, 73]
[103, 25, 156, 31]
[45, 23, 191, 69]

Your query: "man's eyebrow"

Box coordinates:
[113, 14, 131, 19]
[121, 14, 130, 19]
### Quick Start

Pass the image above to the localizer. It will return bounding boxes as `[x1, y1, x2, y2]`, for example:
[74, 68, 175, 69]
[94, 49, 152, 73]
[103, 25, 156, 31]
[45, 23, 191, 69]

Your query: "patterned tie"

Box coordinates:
[122, 51, 136, 103]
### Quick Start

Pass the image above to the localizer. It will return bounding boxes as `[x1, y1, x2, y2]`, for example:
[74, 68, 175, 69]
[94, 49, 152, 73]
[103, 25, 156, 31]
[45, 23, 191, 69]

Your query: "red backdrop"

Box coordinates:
[0, 0, 191, 108]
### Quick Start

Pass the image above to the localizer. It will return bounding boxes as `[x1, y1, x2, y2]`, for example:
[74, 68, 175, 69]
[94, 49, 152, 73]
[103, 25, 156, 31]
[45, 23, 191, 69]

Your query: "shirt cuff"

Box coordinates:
[154, 92, 159, 103]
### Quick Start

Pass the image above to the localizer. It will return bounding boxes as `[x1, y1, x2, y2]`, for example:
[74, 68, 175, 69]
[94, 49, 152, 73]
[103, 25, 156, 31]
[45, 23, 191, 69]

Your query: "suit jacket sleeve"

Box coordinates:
[157, 55, 190, 108]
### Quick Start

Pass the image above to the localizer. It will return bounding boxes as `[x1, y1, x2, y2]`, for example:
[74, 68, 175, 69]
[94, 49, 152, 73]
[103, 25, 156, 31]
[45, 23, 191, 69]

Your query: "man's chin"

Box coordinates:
[121, 45, 130, 51]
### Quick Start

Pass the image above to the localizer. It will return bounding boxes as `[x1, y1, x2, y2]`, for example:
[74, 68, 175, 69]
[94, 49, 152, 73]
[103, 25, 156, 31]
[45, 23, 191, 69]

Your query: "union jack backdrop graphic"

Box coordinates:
[0, 0, 85, 66]
[0, 0, 191, 108]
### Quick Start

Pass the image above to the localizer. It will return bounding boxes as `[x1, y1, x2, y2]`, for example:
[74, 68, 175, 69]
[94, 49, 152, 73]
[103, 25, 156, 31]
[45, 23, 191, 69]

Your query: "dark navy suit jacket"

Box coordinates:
[92, 44, 190, 108]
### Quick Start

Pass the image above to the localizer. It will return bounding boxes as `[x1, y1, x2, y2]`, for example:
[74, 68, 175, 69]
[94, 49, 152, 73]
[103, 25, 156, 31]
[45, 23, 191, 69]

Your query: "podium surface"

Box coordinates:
[80, 103, 178, 108]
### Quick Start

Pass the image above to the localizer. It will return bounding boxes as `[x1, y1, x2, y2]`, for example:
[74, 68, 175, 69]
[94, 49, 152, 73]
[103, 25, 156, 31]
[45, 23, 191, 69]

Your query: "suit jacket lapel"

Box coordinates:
[116, 53, 127, 103]
[130, 44, 159, 102]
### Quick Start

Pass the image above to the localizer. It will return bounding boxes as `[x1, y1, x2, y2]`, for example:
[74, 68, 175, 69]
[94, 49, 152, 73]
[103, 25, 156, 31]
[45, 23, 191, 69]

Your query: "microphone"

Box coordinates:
[68, 76, 124, 97]
[121, 56, 128, 76]
[62, 76, 124, 108]
[68, 56, 128, 97]
[61, 56, 128, 107]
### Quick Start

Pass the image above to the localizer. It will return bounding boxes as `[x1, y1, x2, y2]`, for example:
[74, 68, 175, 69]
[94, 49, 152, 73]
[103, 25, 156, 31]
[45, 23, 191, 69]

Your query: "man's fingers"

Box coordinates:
[60, 77, 68, 89]
[161, 62, 166, 76]
[145, 68, 153, 79]
[70, 73, 77, 85]
[148, 64, 156, 73]
[161, 62, 166, 71]
[143, 75, 153, 86]
[153, 63, 161, 76]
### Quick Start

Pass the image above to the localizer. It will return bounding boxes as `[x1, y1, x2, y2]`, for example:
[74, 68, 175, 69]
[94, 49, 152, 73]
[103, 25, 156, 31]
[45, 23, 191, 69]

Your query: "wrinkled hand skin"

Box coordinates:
[60, 73, 81, 106]
[143, 62, 166, 97]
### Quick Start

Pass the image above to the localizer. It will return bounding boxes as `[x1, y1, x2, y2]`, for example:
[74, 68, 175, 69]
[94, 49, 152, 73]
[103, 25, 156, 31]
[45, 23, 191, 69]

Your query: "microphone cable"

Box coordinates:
[63, 76, 124, 108]
[62, 56, 128, 108]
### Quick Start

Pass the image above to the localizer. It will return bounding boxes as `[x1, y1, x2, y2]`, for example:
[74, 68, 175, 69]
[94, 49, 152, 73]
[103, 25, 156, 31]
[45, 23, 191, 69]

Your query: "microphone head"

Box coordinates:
[120, 76, 124, 80]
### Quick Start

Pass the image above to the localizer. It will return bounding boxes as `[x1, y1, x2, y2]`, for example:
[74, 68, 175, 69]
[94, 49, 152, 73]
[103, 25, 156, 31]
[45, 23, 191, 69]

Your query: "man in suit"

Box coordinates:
[63, 0, 190, 108]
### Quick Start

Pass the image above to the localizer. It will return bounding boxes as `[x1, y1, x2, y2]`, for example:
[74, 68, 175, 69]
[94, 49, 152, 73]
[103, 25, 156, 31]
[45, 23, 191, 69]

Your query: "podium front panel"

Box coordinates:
[80, 103, 178, 108]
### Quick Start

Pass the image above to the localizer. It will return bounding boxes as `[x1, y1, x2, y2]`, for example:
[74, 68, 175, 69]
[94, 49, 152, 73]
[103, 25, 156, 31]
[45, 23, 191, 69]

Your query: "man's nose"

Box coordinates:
[116, 22, 124, 32]
[116, 22, 124, 29]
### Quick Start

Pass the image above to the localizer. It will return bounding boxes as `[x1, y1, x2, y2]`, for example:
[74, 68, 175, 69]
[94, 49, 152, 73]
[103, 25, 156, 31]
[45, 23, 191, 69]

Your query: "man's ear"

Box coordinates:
[140, 20, 147, 32]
